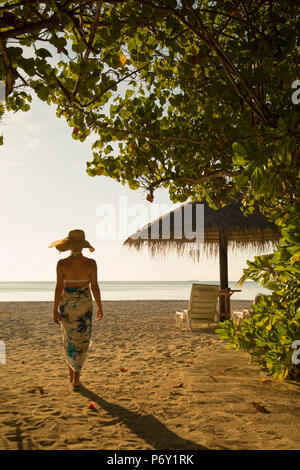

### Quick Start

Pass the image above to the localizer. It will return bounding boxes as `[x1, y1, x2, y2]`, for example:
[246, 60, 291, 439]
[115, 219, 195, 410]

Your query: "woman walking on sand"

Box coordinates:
[49, 229, 103, 390]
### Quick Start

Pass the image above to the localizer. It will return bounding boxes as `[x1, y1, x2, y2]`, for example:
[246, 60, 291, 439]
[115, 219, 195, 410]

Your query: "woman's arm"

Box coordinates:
[53, 260, 64, 324]
[90, 259, 103, 321]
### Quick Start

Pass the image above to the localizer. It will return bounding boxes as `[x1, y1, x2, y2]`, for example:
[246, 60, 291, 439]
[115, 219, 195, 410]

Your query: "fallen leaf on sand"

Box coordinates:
[119, 367, 127, 372]
[187, 361, 193, 364]
[207, 341, 213, 346]
[209, 376, 217, 382]
[251, 402, 270, 414]
[174, 382, 184, 388]
[28, 387, 45, 395]
[217, 370, 223, 375]
[119, 344, 125, 348]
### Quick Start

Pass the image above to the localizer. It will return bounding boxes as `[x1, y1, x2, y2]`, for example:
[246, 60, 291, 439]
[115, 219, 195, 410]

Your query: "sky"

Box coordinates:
[0, 95, 270, 282]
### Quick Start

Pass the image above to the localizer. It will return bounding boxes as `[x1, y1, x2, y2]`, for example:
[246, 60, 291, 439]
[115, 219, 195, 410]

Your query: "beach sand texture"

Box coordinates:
[0, 300, 299, 450]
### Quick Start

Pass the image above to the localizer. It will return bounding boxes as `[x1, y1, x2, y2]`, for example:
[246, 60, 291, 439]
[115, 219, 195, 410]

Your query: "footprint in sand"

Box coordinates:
[2, 418, 19, 426]
[37, 439, 56, 447]
[50, 410, 62, 416]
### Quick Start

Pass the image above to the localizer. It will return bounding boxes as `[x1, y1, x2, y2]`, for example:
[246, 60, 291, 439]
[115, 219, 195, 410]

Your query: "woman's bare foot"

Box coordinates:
[72, 371, 81, 388]
[72, 382, 82, 391]
[68, 366, 74, 383]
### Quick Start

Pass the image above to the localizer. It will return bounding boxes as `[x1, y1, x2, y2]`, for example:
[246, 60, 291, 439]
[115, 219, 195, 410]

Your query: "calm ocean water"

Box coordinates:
[0, 281, 270, 301]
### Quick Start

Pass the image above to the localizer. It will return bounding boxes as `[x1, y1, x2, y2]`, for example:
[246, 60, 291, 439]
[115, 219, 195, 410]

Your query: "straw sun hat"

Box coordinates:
[49, 229, 95, 253]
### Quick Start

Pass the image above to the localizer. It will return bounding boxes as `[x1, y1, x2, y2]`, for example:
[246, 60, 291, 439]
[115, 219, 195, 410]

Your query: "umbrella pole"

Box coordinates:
[219, 229, 230, 320]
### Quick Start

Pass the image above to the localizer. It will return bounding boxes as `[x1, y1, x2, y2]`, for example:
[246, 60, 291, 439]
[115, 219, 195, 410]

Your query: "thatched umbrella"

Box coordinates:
[124, 196, 281, 319]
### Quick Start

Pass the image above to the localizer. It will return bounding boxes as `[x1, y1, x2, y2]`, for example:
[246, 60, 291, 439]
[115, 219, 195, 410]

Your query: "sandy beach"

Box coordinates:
[0, 299, 299, 450]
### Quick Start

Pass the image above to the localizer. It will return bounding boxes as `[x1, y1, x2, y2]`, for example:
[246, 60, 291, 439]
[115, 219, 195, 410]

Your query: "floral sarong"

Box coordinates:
[58, 286, 93, 372]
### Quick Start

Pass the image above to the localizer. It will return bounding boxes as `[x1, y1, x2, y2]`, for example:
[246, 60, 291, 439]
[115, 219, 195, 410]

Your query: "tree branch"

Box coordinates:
[0, 38, 15, 98]
[89, 119, 204, 145]
[71, 0, 103, 99]
[83, 61, 152, 108]
[176, 168, 243, 185]
[0, 14, 61, 40]
[146, 168, 243, 192]
[181, 0, 271, 122]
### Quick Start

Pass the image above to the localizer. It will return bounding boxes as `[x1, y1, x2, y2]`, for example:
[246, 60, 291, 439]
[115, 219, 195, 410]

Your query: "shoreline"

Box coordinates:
[0, 299, 299, 450]
[0, 299, 253, 303]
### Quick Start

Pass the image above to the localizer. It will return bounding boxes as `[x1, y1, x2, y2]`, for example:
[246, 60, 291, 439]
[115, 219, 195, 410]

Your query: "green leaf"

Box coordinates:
[34, 85, 49, 101]
[36, 48, 52, 59]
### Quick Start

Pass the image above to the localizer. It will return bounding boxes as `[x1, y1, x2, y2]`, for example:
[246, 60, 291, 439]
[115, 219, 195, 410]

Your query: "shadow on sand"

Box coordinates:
[78, 385, 208, 450]
[1, 422, 33, 450]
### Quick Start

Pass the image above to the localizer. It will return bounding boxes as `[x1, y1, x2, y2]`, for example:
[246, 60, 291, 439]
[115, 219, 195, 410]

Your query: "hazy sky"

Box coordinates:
[0, 96, 270, 282]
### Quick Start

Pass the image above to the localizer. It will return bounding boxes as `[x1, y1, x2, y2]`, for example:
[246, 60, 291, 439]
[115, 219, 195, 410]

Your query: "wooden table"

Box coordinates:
[218, 288, 242, 321]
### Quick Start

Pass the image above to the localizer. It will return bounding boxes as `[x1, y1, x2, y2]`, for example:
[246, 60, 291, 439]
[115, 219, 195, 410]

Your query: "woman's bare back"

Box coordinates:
[60, 255, 95, 288]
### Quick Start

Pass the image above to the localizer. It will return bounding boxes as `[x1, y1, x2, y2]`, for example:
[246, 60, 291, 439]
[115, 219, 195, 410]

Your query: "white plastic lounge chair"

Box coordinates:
[231, 294, 263, 325]
[175, 283, 220, 331]
[231, 309, 252, 325]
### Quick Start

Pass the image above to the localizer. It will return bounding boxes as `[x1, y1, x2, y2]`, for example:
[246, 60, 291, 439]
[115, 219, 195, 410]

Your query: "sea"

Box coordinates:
[0, 281, 270, 302]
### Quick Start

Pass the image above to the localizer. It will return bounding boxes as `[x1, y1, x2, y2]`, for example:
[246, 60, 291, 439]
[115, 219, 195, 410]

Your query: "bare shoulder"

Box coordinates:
[57, 258, 65, 268]
[81, 256, 97, 268]
[88, 258, 97, 268]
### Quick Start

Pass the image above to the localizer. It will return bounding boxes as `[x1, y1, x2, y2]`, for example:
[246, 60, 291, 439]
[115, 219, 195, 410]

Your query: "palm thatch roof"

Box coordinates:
[124, 197, 281, 261]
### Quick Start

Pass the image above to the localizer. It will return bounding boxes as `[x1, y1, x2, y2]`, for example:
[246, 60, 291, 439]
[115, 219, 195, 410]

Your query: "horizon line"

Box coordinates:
[0, 279, 254, 283]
